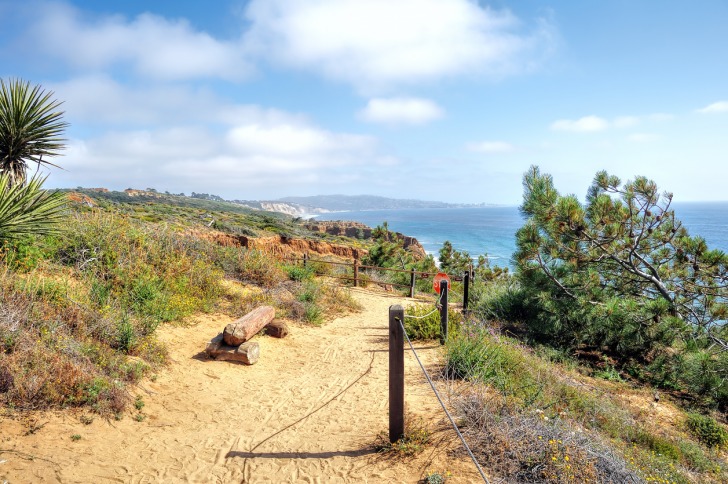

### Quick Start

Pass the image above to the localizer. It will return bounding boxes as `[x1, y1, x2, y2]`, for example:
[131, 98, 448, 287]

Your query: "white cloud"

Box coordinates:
[551, 116, 609, 132]
[243, 0, 556, 91]
[54, 115, 380, 198]
[28, 2, 251, 81]
[226, 124, 373, 158]
[551, 113, 675, 133]
[628, 133, 660, 143]
[697, 101, 728, 114]
[358, 97, 443, 125]
[467, 141, 514, 153]
[613, 116, 639, 128]
[49, 75, 309, 127]
[648, 113, 675, 122]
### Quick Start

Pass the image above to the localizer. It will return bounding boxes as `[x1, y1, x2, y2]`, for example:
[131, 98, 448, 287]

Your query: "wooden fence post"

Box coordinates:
[353, 257, 359, 287]
[303, 253, 308, 268]
[439, 280, 448, 345]
[389, 304, 405, 443]
[409, 268, 416, 298]
[463, 270, 470, 313]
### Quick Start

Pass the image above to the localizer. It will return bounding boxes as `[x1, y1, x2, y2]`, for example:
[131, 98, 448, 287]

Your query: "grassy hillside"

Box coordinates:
[403, 306, 728, 483]
[66, 189, 333, 238]
[0, 191, 362, 415]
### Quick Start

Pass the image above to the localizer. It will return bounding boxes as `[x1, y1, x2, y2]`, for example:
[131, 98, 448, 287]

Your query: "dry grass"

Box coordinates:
[442, 320, 728, 483]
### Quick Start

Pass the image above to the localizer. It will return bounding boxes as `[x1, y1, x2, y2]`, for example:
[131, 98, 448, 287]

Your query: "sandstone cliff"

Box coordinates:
[190, 229, 367, 260]
[304, 221, 427, 259]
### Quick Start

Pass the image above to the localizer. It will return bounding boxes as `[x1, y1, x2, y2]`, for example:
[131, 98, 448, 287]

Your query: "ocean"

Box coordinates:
[317, 202, 728, 267]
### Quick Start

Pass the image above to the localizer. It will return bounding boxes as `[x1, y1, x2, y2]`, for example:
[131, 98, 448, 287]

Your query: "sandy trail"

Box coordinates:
[1, 287, 482, 483]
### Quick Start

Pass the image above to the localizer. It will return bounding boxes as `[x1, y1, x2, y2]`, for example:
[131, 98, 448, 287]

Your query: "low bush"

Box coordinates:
[444, 324, 727, 483]
[685, 413, 728, 449]
[284, 264, 314, 282]
[403, 304, 463, 340]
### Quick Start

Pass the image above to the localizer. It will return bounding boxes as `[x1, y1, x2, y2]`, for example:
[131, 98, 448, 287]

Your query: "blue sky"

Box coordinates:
[1, 0, 727, 204]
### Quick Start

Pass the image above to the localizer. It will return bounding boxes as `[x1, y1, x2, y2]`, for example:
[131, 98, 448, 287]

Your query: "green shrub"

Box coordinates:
[445, 330, 525, 388]
[215, 247, 286, 287]
[285, 264, 313, 281]
[685, 413, 728, 448]
[633, 429, 681, 461]
[296, 281, 320, 303]
[303, 302, 323, 324]
[403, 304, 462, 340]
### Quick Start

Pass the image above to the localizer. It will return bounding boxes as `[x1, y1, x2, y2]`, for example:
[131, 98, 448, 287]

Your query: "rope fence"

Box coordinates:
[389, 282, 489, 483]
[285, 254, 473, 310]
[397, 313, 490, 483]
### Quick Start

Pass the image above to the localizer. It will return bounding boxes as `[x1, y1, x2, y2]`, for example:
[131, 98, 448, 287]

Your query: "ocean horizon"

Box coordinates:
[316, 202, 728, 268]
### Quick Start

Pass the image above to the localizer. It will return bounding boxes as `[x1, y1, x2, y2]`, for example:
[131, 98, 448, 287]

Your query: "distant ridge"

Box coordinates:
[277, 194, 481, 212]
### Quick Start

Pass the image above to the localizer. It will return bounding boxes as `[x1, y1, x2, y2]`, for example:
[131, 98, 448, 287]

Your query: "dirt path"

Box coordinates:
[1, 288, 482, 483]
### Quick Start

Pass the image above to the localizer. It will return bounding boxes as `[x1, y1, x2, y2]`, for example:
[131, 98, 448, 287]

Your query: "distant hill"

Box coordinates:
[277, 194, 473, 212]
[65, 188, 485, 217]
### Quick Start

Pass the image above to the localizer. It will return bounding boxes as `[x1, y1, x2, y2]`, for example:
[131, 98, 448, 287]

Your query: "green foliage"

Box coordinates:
[295, 281, 323, 324]
[444, 325, 726, 482]
[303, 303, 323, 324]
[404, 304, 463, 340]
[216, 246, 286, 288]
[438, 241, 472, 274]
[296, 281, 319, 303]
[423, 471, 451, 484]
[0, 174, 67, 243]
[2, 236, 51, 271]
[0, 78, 68, 185]
[116, 316, 136, 354]
[285, 264, 314, 281]
[363, 222, 438, 293]
[469, 275, 532, 323]
[445, 329, 529, 392]
[514, 166, 728, 408]
[376, 415, 431, 456]
[685, 413, 728, 448]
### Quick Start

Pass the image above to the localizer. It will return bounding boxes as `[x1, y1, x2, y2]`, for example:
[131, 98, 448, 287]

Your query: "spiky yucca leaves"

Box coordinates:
[0, 78, 67, 186]
[0, 173, 66, 242]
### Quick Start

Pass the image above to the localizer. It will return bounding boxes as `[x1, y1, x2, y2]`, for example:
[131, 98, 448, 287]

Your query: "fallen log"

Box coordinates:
[264, 321, 289, 338]
[205, 334, 260, 365]
[205, 333, 225, 355]
[223, 306, 275, 346]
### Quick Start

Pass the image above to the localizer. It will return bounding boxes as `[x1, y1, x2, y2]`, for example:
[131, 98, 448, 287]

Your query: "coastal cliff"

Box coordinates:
[304, 221, 426, 259]
[194, 230, 367, 260]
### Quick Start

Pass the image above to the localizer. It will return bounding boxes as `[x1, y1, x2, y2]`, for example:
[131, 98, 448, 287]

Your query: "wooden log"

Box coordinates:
[264, 321, 289, 338]
[223, 306, 275, 346]
[207, 340, 260, 365]
[205, 333, 224, 355]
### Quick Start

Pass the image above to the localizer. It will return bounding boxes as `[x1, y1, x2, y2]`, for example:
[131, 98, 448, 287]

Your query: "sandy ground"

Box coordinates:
[0, 288, 484, 483]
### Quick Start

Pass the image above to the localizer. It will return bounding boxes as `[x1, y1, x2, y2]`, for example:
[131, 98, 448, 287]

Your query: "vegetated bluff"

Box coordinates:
[65, 188, 427, 261]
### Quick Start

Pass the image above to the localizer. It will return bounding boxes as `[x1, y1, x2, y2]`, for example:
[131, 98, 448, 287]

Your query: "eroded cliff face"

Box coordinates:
[190, 230, 367, 260]
[304, 221, 372, 238]
[304, 221, 427, 260]
[241, 235, 367, 259]
[67, 192, 97, 207]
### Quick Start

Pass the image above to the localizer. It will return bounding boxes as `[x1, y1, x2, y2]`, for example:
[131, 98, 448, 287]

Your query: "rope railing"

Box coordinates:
[283, 254, 472, 308]
[283, 254, 466, 281]
[397, 314, 490, 483]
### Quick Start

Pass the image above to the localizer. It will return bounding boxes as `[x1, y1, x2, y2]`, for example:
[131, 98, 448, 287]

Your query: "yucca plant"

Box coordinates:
[0, 173, 66, 242]
[0, 78, 67, 186]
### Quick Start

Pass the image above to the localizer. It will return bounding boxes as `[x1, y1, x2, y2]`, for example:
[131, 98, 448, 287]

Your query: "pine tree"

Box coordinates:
[515, 166, 727, 407]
